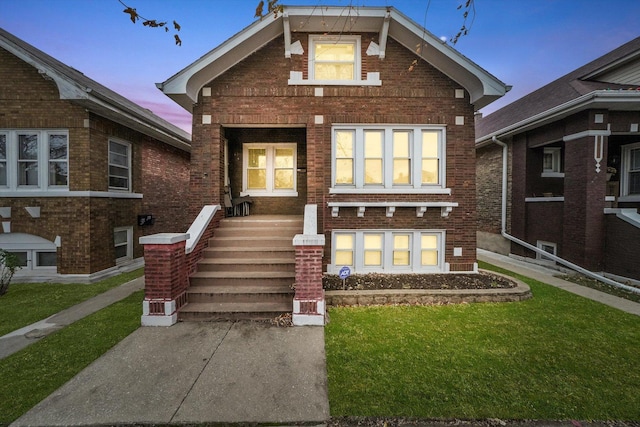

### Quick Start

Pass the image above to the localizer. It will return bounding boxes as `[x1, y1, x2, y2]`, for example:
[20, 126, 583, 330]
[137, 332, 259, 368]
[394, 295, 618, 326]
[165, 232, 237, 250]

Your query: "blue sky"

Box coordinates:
[1, 0, 638, 133]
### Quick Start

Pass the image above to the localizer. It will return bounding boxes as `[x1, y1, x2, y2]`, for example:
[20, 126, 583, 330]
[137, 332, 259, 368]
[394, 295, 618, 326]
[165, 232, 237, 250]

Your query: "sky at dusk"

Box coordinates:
[1, 0, 638, 134]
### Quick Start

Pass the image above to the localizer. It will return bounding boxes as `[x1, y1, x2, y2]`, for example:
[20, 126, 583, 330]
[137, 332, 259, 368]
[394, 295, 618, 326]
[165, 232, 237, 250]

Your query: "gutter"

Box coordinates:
[490, 136, 640, 295]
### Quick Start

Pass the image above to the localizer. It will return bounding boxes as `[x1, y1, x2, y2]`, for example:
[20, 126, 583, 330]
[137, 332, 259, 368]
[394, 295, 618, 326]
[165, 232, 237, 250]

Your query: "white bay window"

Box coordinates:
[332, 125, 447, 193]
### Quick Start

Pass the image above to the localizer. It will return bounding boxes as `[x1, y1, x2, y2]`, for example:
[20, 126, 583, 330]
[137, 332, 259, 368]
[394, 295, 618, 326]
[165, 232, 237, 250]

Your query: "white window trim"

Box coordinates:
[241, 143, 298, 197]
[108, 138, 132, 192]
[309, 35, 360, 82]
[542, 147, 562, 176]
[0, 129, 69, 191]
[114, 226, 133, 263]
[331, 125, 447, 193]
[621, 142, 640, 197]
[329, 229, 445, 274]
[536, 240, 557, 263]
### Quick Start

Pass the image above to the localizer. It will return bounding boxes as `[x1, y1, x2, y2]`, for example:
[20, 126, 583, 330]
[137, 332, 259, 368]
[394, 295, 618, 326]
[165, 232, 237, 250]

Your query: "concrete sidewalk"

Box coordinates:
[11, 321, 330, 426]
[0, 276, 145, 360]
[478, 249, 640, 317]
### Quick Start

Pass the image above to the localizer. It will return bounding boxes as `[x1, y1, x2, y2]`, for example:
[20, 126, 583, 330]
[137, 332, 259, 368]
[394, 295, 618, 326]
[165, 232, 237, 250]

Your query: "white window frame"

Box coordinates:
[114, 226, 133, 263]
[621, 142, 640, 198]
[330, 229, 445, 274]
[0, 129, 69, 191]
[536, 240, 557, 263]
[331, 125, 448, 194]
[241, 143, 298, 197]
[309, 35, 361, 83]
[541, 147, 564, 177]
[108, 139, 132, 192]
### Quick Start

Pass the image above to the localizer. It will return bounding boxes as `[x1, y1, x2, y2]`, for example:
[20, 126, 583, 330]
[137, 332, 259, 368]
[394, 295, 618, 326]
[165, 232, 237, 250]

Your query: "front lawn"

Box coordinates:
[0, 268, 143, 337]
[0, 290, 143, 425]
[325, 263, 640, 421]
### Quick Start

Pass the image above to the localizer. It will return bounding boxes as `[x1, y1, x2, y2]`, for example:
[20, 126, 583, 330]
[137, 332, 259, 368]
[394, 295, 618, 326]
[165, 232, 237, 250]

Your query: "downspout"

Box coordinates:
[490, 136, 640, 295]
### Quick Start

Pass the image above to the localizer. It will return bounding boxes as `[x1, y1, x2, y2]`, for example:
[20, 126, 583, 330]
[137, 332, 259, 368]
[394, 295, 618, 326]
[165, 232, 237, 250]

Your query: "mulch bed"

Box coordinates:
[323, 271, 516, 291]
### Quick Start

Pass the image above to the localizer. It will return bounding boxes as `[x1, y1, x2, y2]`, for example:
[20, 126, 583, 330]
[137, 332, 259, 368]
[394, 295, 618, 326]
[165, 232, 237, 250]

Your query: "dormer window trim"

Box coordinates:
[288, 34, 382, 86]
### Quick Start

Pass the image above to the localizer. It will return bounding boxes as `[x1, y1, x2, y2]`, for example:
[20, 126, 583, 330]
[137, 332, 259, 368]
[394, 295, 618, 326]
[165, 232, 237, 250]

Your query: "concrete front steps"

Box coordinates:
[179, 215, 302, 321]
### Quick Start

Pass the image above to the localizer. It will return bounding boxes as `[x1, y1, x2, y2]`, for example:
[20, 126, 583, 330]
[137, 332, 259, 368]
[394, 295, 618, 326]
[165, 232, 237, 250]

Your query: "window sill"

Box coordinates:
[240, 191, 298, 198]
[525, 196, 565, 202]
[329, 187, 452, 195]
[0, 190, 143, 199]
[288, 71, 381, 86]
[618, 195, 640, 202]
[541, 172, 565, 178]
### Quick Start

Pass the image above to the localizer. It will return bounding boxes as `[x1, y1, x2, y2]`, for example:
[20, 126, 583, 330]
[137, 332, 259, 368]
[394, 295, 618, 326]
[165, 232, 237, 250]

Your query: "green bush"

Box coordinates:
[0, 249, 20, 296]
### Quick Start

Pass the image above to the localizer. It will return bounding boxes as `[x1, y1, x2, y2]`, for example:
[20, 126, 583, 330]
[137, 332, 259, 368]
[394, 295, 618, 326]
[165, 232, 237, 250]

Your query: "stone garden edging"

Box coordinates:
[325, 270, 532, 307]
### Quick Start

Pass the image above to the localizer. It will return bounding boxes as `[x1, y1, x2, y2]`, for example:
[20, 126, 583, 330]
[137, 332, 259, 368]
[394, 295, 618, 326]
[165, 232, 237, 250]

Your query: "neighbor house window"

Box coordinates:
[536, 240, 557, 263]
[332, 125, 445, 191]
[621, 142, 640, 196]
[542, 147, 563, 177]
[332, 230, 444, 273]
[109, 139, 131, 191]
[309, 35, 360, 81]
[114, 226, 133, 262]
[242, 143, 297, 196]
[0, 130, 69, 190]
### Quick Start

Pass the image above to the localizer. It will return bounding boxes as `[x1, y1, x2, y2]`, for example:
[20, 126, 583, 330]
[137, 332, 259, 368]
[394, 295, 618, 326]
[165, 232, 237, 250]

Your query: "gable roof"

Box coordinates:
[0, 27, 191, 152]
[157, 5, 509, 112]
[476, 36, 640, 144]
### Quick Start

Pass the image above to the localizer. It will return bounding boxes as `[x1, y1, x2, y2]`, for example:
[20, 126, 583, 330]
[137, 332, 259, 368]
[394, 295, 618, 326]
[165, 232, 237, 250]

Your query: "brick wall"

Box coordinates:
[0, 46, 191, 276]
[193, 35, 478, 271]
[604, 215, 640, 280]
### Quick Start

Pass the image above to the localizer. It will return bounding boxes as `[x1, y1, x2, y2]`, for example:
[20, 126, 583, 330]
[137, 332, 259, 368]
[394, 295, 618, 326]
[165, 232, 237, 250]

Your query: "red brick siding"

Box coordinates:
[604, 215, 640, 280]
[193, 35, 478, 270]
[0, 45, 191, 275]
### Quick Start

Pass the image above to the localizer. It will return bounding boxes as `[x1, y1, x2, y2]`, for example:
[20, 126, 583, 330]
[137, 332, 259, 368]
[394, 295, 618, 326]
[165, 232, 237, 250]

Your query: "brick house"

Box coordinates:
[145, 6, 508, 325]
[0, 28, 191, 282]
[476, 36, 640, 281]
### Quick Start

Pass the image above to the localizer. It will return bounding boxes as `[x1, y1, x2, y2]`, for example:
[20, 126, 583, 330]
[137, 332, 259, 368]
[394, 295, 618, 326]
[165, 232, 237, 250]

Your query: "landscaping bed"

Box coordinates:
[323, 271, 531, 306]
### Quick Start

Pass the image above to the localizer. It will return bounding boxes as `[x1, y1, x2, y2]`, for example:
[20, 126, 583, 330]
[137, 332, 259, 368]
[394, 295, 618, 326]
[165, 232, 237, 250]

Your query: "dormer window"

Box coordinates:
[309, 35, 360, 81]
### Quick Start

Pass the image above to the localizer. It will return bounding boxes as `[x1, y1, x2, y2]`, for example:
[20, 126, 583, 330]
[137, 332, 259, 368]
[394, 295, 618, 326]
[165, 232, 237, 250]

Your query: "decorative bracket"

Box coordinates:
[385, 206, 396, 218]
[331, 206, 340, 218]
[441, 206, 453, 218]
[357, 206, 366, 218]
[416, 206, 427, 217]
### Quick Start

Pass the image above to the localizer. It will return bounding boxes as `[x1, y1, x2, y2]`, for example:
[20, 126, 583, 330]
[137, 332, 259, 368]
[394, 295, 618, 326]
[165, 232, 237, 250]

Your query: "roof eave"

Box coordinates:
[476, 91, 640, 146]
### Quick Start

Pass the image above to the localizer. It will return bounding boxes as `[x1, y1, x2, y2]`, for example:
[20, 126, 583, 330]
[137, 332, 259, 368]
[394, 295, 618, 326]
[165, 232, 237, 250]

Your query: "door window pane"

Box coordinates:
[247, 148, 267, 189]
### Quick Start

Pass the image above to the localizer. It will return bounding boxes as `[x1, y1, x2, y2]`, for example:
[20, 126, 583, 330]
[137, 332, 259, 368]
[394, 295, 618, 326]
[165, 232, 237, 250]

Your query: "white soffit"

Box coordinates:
[158, 6, 508, 112]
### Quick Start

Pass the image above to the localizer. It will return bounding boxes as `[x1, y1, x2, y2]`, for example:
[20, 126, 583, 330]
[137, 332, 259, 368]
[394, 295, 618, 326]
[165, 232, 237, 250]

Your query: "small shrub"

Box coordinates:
[0, 249, 20, 296]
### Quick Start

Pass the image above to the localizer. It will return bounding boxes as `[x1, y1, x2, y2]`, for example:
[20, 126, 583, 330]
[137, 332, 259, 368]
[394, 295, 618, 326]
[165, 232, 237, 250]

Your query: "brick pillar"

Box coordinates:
[292, 236, 326, 326]
[139, 233, 189, 326]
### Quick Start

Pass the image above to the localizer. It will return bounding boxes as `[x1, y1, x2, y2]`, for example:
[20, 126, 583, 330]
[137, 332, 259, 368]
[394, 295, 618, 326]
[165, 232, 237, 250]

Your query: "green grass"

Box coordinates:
[326, 262, 640, 421]
[0, 268, 143, 336]
[0, 290, 143, 425]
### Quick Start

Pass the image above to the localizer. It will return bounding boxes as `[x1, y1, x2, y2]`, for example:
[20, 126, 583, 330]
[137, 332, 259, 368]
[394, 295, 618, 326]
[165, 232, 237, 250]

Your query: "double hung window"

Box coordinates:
[332, 125, 445, 191]
[242, 143, 297, 196]
[114, 226, 133, 262]
[309, 35, 360, 82]
[108, 139, 131, 191]
[332, 230, 444, 273]
[622, 143, 640, 196]
[0, 130, 68, 190]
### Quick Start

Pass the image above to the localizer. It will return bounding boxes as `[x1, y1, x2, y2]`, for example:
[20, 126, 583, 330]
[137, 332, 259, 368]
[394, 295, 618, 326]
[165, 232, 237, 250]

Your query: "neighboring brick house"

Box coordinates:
[0, 28, 191, 282]
[476, 36, 640, 281]
[157, 5, 508, 277]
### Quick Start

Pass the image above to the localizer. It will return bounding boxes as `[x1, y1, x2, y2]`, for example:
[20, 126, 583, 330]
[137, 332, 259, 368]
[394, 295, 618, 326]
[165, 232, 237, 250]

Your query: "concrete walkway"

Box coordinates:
[478, 249, 640, 316]
[11, 321, 330, 426]
[0, 276, 145, 360]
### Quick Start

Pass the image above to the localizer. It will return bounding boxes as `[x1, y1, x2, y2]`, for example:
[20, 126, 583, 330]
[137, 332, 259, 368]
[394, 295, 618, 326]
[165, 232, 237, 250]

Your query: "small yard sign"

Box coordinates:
[339, 266, 351, 290]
